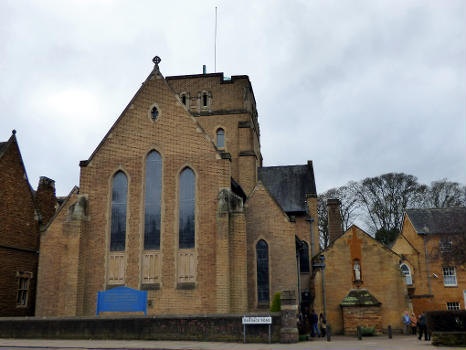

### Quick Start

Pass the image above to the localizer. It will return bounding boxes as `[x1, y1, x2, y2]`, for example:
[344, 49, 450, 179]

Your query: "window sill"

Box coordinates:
[141, 283, 160, 290]
[177, 282, 196, 290]
[443, 285, 458, 288]
[106, 284, 125, 290]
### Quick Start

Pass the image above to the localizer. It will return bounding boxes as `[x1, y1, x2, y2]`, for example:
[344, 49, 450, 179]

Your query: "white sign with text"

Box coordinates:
[242, 316, 272, 324]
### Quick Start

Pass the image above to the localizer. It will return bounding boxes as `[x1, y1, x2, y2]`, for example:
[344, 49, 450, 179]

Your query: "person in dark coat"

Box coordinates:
[310, 309, 320, 337]
[418, 312, 430, 341]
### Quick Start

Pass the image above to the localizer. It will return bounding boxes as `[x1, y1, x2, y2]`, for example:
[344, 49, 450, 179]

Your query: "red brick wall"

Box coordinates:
[0, 136, 39, 316]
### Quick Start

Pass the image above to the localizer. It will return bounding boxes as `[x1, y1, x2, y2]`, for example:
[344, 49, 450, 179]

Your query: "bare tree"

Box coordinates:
[352, 173, 426, 234]
[424, 179, 466, 208]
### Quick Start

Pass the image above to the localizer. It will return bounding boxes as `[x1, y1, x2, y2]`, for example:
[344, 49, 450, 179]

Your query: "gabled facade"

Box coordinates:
[392, 208, 466, 314]
[313, 225, 408, 334]
[0, 131, 57, 316]
[36, 58, 319, 316]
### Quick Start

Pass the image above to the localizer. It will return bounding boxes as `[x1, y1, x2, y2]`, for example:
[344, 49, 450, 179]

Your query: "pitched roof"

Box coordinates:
[340, 289, 381, 307]
[0, 142, 8, 157]
[406, 208, 466, 235]
[258, 162, 317, 214]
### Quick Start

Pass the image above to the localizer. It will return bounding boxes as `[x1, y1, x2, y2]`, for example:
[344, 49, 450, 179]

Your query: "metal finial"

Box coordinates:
[152, 56, 161, 66]
[12, 129, 16, 135]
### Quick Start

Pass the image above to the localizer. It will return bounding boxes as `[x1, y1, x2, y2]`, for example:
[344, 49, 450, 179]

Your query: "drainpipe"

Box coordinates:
[419, 232, 432, 295]
[313, 255, 327, 319]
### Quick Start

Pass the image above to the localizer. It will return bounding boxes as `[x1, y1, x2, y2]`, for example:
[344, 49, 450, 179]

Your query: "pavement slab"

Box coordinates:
[0, 335, 464, 350]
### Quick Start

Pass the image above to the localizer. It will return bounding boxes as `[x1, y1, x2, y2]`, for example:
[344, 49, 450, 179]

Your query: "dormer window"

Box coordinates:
[216, 128, 225, 148]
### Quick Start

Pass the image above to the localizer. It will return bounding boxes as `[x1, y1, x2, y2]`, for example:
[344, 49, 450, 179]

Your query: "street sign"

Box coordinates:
[242, 316, 272, 324]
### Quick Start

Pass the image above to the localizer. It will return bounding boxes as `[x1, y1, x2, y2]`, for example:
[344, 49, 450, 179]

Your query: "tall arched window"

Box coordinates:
[299, 241, 310, 273]
[179, 168, 195, 249]
[216, 128, 225, 148]
[256, 239, 269, 303]
[144, 151, 162, 250]
[110, 171, 128, 251]
[401, 263, 412, 285]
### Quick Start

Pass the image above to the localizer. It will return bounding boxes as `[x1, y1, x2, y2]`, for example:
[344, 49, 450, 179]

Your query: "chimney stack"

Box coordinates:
[36, 176, 58, 226]
[327, 198, 343, 242]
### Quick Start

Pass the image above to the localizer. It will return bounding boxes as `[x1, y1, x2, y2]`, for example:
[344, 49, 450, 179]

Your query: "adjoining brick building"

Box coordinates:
[313, 225, 409, 335]
[36, 57, 319, 316]
[392, 208, 466, 315]
[0, 131, 57, 316]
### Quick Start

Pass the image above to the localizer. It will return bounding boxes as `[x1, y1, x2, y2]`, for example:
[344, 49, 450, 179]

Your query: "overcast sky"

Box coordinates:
[1, 0, 464, 196]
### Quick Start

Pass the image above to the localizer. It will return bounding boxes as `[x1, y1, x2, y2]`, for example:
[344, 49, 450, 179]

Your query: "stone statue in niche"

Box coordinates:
[353, 260, 361, 281]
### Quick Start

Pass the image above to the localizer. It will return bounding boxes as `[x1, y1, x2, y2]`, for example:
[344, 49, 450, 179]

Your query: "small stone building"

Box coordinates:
[313, 225, 409, 334]
[392, 208, 466, 314]
[36, 58, 320, 317]
[0, 131, 57, 316]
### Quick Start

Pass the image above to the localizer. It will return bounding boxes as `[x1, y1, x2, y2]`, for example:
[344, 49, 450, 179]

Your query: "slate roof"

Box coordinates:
[340, 289, 381, 307]
[406, 208, 466, 235]
[258, 163, 316, 214]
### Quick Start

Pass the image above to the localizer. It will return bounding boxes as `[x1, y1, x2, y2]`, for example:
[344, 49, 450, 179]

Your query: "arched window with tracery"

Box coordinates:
[144, 151, 162, 250]
[179, 168, 195, 249]
[256, 239, 269, 304]
[401, 263, 413, 285]
[110, 171, 128, 251]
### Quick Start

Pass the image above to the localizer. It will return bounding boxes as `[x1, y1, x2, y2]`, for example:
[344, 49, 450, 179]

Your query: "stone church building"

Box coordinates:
[36, 57, 320, 316]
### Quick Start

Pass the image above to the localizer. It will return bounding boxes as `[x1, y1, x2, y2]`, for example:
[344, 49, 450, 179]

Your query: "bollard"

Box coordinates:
[326, 325, 331, 342]
[388, 325, 392, 339]
[357, 326, 362, 340]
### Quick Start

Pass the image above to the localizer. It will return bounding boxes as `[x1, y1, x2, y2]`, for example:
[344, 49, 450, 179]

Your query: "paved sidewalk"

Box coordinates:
[0, 335, 464, 350]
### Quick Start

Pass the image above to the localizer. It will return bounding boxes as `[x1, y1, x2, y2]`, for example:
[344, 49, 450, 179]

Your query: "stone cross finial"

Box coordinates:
[152, 56, 161, 67]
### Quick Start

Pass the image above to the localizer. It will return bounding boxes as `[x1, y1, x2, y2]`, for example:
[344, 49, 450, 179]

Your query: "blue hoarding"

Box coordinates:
[96, 287, 147, 315]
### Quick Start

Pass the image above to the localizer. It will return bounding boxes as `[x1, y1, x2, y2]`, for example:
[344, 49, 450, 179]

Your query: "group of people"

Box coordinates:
[403, 311, 430, 341]
[298, 309, 326, 337]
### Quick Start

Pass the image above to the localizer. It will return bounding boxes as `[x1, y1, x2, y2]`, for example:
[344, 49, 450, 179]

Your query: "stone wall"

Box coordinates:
[0, 314, 281, 343]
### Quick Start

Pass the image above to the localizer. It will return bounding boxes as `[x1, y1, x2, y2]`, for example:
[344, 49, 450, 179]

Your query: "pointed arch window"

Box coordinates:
[179, 168, 195, 249]
[256, 239, 269, 304]
[216, 128, 225, 148]
[400, 263, 412, 285]
[299, 241, 310, 273]
[144, 151, 162, 250]
[110, 171, 128, 251]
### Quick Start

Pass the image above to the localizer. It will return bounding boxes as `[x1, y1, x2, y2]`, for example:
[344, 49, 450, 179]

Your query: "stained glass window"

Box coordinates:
[110, 171, 128, 251]
[144, 151, 162, 250]
[256, 239, 269, 303]
[179, 168, 195, 249]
